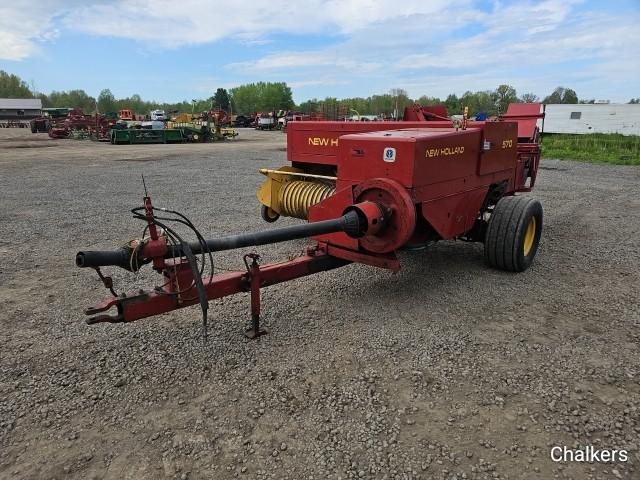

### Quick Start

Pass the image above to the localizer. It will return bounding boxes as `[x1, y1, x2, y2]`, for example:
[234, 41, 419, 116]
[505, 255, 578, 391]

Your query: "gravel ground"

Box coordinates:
[0, 129, 639, 480]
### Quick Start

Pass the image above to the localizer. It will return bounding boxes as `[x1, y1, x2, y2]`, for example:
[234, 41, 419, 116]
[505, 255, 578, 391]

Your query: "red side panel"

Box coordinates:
[477, 122, 518, 175]
[421, 188, 488, 239]
[413, 129, 482, 187]
[287, 121, 430, 166]
[501, 103, 542, 140]
[337, 132, 418, 187]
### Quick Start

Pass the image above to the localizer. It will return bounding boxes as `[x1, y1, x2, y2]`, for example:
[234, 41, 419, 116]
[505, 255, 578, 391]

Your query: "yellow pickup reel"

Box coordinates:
[256, 166, 336, 222]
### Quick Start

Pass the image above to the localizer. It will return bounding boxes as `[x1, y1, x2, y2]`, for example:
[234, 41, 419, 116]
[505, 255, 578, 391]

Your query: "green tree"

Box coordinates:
[0, 70, 34, 98]
[415, 95, 442, 106]
[48, 89, 96, 112]
[563, 88, 578, 104]
[629, 98, 640, 104]
[520, 92, 539, 103]
[230, 84, 259, 114]
[460, 90, 496, 116]
[319, 97, 339, 118]
[494, 84, 518, 114]
[213, 88, 230, 110]
[97, 89, 116, 113]
[37, 93, 51, 108]
[297, 98, 320, 114]
[444, 94, 462, 114]
[543, 87, 578, 104]
[230, 82, 294, 114]
[387, 88, 412, 118]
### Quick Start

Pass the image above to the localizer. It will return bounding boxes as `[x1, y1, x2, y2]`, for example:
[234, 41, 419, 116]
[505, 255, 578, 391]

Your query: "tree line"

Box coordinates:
[298, 86, 585, 118]
[0, 70, 636, 118]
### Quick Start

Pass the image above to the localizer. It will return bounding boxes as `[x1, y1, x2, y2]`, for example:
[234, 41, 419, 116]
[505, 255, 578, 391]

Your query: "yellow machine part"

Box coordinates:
[256, 166, 336, 220]
[167, 120, 204, 129]
[171, 113, 194, 123]
[278, 181, 335, 219]
[221, 127, 238, 139]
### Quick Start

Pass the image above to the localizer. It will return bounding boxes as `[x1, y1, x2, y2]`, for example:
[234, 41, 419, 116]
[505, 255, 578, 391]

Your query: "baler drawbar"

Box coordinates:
[76, 196, 387, 338]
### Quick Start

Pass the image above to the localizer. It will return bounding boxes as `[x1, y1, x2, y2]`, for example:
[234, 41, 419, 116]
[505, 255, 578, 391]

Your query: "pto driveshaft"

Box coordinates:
[76, 208, 364, 270]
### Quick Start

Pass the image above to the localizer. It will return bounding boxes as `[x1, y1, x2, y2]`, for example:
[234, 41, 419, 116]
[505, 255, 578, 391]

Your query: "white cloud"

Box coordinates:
[218, 1, 639, 101]
[393, 8, 638, 71]
[0, 1, 62, 60]
[228, 51, 381, 73]
[0, 0, 638, 101]
[289, 78, 350, 88]
[60, 0, 463, 47]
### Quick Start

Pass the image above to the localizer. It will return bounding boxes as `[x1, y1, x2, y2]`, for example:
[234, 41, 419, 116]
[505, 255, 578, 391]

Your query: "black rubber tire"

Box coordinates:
[261, 205, 280, 223]
[484, 196, 542, 272]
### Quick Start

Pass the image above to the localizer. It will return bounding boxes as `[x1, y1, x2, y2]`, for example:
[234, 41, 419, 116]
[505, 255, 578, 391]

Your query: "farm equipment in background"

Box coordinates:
[150, 110, 167, 121]
[253, 110, 292, 130]
[48, 127, 71, 139]
[108, 109, 238, 145]
[89, 112, 120, 142]
[256, 112, 277, 130]
[30, 117, 50, 132]
[0, 120, 30, 129]
[119, 109, 135, 121]
[110, 127, 185, 145]
[403, 104, 450, 122]
[166, 109, 237, 142]
[231, 114, 253, 128]
[41, 109, 123, 140]
[30, 107, 145, 140]
[30, 108, 71, 133]
[45, 108, 97, 139]
[75, 103, 544, 340]
[63, 108, 96, 130]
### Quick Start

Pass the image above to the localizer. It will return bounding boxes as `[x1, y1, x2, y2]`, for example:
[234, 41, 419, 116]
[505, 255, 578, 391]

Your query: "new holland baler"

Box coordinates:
[75, 103, 544, 338]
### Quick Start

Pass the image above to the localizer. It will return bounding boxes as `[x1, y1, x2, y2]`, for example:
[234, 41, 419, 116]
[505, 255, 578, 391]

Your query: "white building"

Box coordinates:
[541, 104, 640, 136]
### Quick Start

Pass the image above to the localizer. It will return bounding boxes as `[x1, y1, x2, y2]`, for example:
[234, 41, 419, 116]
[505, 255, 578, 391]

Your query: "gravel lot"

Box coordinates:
[1, 128, 639, 480]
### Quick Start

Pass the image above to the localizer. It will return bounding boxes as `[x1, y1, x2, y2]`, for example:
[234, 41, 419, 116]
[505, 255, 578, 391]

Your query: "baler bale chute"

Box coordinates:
[75, 103, 544, 339]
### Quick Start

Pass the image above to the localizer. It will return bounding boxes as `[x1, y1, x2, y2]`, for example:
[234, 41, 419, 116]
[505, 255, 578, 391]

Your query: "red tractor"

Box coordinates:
[75, 103, 543, 339]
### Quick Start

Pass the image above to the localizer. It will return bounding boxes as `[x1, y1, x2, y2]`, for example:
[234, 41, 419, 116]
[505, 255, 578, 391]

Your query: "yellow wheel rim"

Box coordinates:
[523, 216, 536, 256]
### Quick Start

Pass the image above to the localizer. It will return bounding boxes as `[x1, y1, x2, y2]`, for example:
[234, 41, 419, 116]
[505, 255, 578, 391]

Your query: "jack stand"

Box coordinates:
[244, 254, 268, 339]
[245, 313, 268, 340]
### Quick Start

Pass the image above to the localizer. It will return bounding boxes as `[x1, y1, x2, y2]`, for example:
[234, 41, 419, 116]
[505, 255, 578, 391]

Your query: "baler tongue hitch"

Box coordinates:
[76, 196, 388, 338]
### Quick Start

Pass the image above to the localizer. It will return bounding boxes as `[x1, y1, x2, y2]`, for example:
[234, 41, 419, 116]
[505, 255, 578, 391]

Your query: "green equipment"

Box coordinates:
[110, 128, 185, 145]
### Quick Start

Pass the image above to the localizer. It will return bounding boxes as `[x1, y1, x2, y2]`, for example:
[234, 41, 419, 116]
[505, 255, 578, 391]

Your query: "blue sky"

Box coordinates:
[1, 0, 638, 103]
